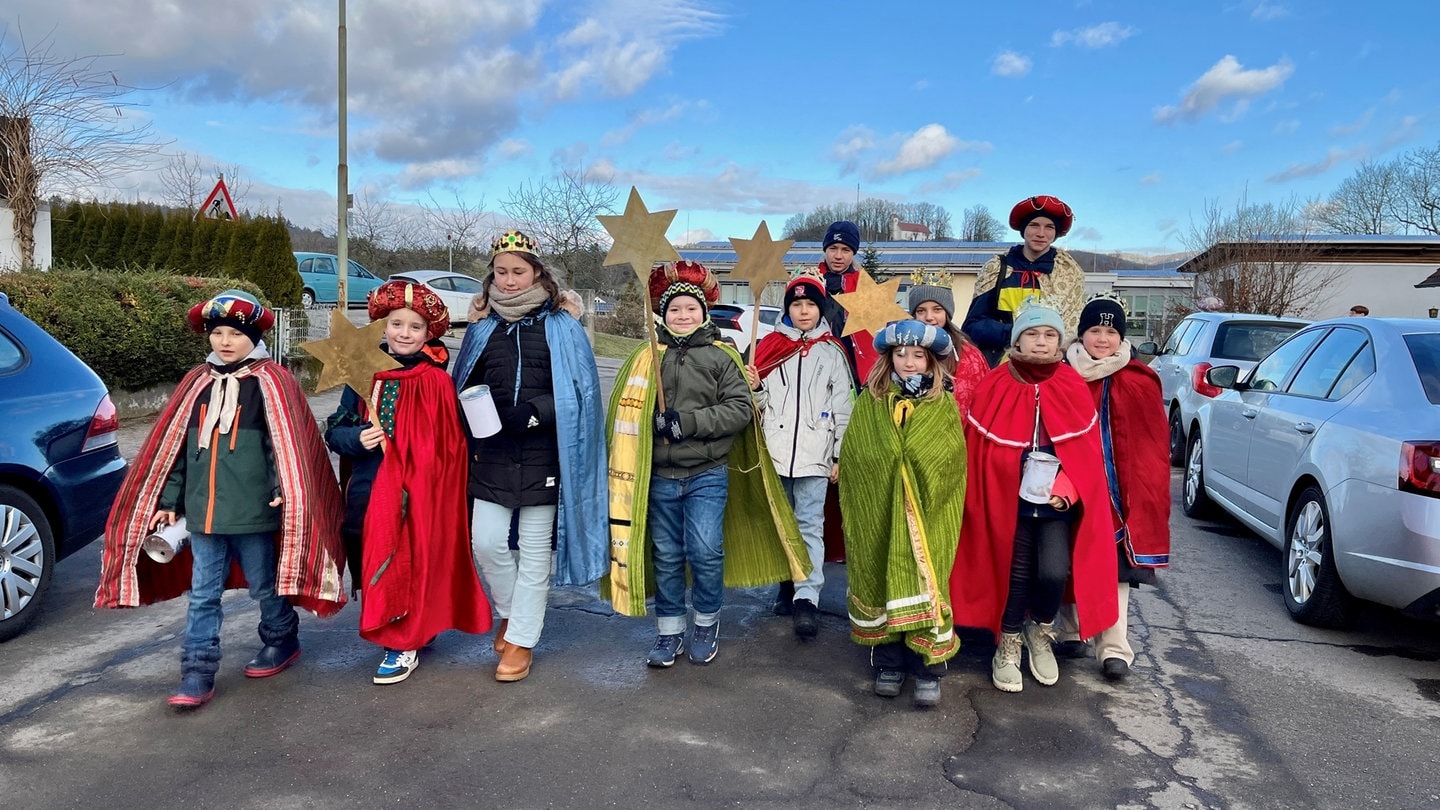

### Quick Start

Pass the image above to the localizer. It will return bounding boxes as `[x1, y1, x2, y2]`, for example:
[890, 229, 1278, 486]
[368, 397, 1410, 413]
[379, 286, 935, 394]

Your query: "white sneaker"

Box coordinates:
[1023, 621, 1060, 686]
[373, 649, 418, 684]
[992, 632, 1024, 692]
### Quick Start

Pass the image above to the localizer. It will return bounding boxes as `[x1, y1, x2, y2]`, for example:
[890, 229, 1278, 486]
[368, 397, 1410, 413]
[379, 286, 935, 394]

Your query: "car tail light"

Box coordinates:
[1400, 441, 1440, 498]
[82, 395, 120, 452]
[1191, 362, 1223, 398]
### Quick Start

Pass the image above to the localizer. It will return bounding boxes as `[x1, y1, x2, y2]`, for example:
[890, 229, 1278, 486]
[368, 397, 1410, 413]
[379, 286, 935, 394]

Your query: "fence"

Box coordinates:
[272, 307, 330, 368]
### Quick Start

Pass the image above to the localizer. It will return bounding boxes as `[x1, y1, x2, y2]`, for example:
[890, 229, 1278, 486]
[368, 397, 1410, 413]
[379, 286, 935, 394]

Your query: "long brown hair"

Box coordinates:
[864, 347, 954, 401]
[484, 251, 561, 302]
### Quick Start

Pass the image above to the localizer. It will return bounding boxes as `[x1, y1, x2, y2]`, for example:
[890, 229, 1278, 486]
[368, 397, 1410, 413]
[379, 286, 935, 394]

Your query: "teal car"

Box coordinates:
[294, 252, 385, 308]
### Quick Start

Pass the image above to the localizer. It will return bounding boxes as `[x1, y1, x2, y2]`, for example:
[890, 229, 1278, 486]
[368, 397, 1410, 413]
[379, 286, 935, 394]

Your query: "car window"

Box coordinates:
[299, 258, 315, 274]
[1175, 319, 1205, 355]
[0, 328, 23, 374]
[1161, 320, 1193, 354]
[1212, 322, 1302, 362]
[1404, 333, 1440, 405]
[451, 277, 484, 293]
[1329, 341, 1375, 400]
[1287, 328, 1369, 399]
[1249, 328, 1325, 392]
[348, 261, 372, 279]
[759, 309, 780, 325]
[427, 277, 453, 291]
[313, 258, 335, 275]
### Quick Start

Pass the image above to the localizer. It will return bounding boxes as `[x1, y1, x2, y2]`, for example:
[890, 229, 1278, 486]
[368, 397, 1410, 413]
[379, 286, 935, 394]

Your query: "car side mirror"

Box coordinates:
[1136, 341, 1159, 355]
[1204, 365, 1242, 390]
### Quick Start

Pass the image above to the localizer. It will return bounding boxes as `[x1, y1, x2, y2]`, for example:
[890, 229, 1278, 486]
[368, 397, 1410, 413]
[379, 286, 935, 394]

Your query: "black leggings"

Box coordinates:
[1000, 516, 1072, 633]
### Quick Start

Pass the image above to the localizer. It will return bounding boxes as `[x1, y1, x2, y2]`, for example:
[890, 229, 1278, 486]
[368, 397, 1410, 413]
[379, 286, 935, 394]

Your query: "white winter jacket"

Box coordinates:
[754, 318, 854, 479]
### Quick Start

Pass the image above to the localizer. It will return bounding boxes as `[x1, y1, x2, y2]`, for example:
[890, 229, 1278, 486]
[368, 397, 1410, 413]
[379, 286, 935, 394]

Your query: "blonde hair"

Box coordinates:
[865, 347, 953, 401]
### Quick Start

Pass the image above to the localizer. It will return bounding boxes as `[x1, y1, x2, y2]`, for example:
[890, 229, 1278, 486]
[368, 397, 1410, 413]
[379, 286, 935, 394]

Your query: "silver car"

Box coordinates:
[1183, 317, 1440, 627]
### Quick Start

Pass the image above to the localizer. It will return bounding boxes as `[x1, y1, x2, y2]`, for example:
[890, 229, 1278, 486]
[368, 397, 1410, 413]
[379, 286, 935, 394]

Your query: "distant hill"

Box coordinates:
[1068, 249, 1194, 272]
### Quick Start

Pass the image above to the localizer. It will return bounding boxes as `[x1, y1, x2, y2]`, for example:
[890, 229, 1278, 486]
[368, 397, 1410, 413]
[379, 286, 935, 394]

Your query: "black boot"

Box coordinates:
[792, 598, 819, 639]
[771, 581, 795, 615]
[244, 636, 301, 678]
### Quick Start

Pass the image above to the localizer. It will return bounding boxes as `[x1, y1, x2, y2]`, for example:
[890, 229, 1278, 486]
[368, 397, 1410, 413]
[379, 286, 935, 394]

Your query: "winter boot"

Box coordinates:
[1023, 620, 1060, 686]
[992, 632, 1024, 693]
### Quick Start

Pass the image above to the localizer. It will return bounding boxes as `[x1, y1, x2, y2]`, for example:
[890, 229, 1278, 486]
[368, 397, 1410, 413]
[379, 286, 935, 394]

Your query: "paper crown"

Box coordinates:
[907, 269, 953, 288]
[492, 230, 540, 256]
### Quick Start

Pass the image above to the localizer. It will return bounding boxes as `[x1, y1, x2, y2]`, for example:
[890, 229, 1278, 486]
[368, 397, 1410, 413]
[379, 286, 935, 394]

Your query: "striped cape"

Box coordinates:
[95, 359, 347, 616]
[839, 386, 966, 664]
[602, 342, 811, 617]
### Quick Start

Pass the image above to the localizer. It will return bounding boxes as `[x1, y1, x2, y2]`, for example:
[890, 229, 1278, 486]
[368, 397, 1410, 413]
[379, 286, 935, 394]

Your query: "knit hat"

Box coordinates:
[1011, 300, 1066, 345]
[187, 289, 273, 346]
[873, 319, 952, 358]
[648, 260, 719, 316]
[822, 220, 861, 253]
[907, 284, 955, 321]
[1078, 294, 1127, 339]
[368, 280, 451, 341]
[1008, 195, 1074, 238]
[782, 272, 827, 314]
[491, 229, 540, 257]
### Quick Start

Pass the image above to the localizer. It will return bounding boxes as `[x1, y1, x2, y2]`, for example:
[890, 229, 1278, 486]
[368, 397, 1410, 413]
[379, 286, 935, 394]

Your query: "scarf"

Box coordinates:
[892, 371, 934, 398]
[752, 320, 844, 380]
[1065, 341, 1133, 382]
[198, 342, 271, 450]
[488, 285, 551, 323]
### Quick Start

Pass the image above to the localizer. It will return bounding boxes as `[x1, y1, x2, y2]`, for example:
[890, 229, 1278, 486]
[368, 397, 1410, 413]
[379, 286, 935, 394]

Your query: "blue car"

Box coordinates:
[294, 252, 385, 308]
[0, 292, 127, 641]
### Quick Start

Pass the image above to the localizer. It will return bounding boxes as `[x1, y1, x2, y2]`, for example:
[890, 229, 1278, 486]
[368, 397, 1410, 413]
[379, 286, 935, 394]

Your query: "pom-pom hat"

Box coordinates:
[1078, 293, 1128, 339]
[873, 319, 952, 358]
[782, 270, 827, 314]
[1008, 195, 1074, 238]
[648, 260, 719, 316]
[369, 280, 451, 341]
[187, 289, 273, 346]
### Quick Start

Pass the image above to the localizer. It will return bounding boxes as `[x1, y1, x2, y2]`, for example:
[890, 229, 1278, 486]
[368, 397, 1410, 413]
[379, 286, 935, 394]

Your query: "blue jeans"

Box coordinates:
[183, 531, 299, 677]
[781, 476, 829, 604]
[648, 466, 729, 635]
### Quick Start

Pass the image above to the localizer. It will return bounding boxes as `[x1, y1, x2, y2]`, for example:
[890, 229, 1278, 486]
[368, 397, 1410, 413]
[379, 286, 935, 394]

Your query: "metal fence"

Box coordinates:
[272, 307, 330, 368]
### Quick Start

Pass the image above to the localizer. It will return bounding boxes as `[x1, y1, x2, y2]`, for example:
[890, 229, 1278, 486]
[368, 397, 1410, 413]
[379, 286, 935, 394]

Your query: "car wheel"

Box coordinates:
[301, 289, 316, 309]
[1282, 486, 1356, 628]
[0, 485, 55, 642]
[1168, 408, 1185, 467]
[1181, 433, 1213, 519]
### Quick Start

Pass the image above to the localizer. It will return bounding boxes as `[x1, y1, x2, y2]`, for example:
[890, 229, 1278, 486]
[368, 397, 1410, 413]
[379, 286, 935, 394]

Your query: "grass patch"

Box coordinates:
[591, 330, 644, 360]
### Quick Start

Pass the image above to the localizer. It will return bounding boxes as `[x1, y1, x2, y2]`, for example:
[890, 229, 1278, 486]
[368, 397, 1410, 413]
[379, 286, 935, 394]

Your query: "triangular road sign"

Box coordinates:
[197, 177, 239, 221]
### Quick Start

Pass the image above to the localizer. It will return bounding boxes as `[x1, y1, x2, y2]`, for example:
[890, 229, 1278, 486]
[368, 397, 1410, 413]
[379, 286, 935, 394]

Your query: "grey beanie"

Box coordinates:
[907, 284, 955, 320]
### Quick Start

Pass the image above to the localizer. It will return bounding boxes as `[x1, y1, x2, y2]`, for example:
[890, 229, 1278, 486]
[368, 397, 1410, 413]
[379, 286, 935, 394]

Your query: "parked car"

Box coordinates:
[0, 292, 127, 641]
[1142, 312, 1308, 466]
[388, 270, 485, 326]
[293, 252, 385, 308]
[1183, 317, 1440, 628]
[709, 304, 781, 356]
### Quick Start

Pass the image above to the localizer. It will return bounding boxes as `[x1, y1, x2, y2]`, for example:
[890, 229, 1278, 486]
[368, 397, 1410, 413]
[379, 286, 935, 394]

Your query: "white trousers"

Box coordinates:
[470, 500, 557, 649]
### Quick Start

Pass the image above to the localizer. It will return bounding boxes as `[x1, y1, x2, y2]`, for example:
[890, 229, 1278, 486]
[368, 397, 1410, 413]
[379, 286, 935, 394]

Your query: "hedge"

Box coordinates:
[0, 268, 272, 392]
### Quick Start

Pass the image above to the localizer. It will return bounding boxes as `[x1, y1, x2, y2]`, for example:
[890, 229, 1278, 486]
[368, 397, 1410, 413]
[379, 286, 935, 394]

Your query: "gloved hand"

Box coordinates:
[497, 403, 540, 434]
[652, 409, 684, 441]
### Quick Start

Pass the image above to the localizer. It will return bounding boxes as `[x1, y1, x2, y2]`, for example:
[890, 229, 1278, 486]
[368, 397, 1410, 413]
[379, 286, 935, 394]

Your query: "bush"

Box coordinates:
[0, 268, 270, 392]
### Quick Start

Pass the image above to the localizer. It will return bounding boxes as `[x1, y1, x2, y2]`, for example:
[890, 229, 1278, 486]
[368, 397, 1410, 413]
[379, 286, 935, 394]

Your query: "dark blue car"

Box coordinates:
[0, 291, 127, 641]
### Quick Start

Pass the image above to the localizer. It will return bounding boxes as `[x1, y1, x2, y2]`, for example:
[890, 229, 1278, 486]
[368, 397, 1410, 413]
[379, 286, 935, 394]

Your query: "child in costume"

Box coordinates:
[743, 271, 853, 638]
[907, 282, 990, 415]
[1055, 295, 1170, 681]
[839, 319, 965, 708]
[451, 230, 608, 683]
[325, 280, 491, 684]
[951, 301, 1118, 693]
[604, 261, 809, 668]
[96, 290, 346, 710]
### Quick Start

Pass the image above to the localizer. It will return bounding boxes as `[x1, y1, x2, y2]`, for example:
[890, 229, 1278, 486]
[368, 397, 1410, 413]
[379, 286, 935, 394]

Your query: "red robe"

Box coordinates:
[360, 359, 491, 649]
[950, 358, 1119, 640]
[952, 340, 990, 417]
[1087, 360, 1171, 570]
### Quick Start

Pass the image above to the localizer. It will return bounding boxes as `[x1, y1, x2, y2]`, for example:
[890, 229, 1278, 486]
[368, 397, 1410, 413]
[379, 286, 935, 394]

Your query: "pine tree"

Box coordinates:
[129, 207, 165, 268]
[51, 199, 83, 265]
[95, 205, 128, 267]
[190, 218, 221, 276]
[245, 215, 301, 306]
[219, 219, 256, 279]
[150, 213, 179, 268]
[76, 201, 106, 266]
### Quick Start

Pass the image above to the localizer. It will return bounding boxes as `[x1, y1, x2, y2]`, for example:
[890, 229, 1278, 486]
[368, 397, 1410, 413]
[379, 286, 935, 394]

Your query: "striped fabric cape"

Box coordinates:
[838, 386, 966, 664]
[95, 359, 347, 616]
[602, 342, 811, 617]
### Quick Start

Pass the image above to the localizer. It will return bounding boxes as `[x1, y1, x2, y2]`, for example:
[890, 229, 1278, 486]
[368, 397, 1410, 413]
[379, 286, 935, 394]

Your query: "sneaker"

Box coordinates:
[913, 675, 941, 708]
[243, 638, 301, 678]
[168, 672, 215, 710]
[874, 669, 905, 698]
[689, 622, 719, 665]
[646, 633, 686, 668]
[771, 581, 795, 615]
[792, 598, 819, 639]
[1102, 657, 1130, 682]
[1022, 620, 1060, 687]
[1053, 639, 1093, 659]
[373, 649, 418, 684]
[992, 632, 1024, 693]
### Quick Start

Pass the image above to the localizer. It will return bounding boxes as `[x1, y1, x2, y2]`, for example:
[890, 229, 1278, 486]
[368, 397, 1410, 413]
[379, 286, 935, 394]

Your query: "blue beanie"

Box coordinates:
[822, 221, 861, 253]
[873, 319, 952, 357]
[1011, 300, 1066, 345]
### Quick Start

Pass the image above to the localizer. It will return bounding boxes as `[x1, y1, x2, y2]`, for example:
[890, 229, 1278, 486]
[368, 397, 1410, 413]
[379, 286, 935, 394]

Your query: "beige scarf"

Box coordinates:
[488, 285, 551, 323]
[197, 343, 268, 450]
[1065, 340, 1132, 382]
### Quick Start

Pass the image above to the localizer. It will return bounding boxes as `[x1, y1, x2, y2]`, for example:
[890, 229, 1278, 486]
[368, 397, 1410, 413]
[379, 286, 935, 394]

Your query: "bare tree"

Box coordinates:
[501, 168, 619, 283]
[1184, 195, 1342, 317]
[422, 189, 490, 272]
[347, 188, 423, 276]
[1311, 159, 1403, 235]
[0, 29, 165, 267]
[1393, 144, 1440, 236]
[157, 152, 252, 214]
[960, 204, 1003, 242]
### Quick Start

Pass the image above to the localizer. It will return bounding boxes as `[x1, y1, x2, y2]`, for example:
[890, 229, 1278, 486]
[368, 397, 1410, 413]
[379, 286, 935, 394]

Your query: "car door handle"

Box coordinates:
[1241, 408, 1258, 419]
[1293, 421, 1317, 434]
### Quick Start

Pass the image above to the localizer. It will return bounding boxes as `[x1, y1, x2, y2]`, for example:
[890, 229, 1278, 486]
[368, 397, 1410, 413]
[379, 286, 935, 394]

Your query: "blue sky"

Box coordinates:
[8, 0, 1436, 256]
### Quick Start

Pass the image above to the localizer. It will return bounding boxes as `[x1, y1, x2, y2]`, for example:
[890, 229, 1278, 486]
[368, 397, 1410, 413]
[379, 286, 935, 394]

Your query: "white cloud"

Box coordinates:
[829, 126, 876, 175]
[676, 228, 715, 245]
[1330, 108, 1373, 137]
[661, 141, 702, 162]
[1273, 119, 1301, 135]
[916, 169, 983, 195]
[601, 100, 707, 147]
[1051, 22, 1136, 49]
[1266, 146, 1367, 183]
[1070, 226, 1103, 242]
[496, 139, 532, 159]
[992, 51, 1032, 78]
[1252, 2, 1289, 20]
[1222, 140, 1245, 154]
[873, 124, 965, 178]
[1139, 173, 1162, 185]
[1154, 55, 1294, 124]
[549, 0, 725, 99]
[1379, 115, 1423, 151]
[601, 161, 881, 218]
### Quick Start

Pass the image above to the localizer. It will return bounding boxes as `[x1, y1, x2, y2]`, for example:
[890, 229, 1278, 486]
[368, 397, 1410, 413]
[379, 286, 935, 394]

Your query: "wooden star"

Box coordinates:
[301, 309, 401, 397]
[728, 220, 793, 296]
[832, 270, 910, 337]
[598, 187, 681, 281]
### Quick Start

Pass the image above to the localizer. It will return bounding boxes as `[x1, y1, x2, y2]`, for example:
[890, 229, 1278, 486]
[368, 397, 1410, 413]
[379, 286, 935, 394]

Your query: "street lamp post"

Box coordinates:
[447, 232, 453, 274]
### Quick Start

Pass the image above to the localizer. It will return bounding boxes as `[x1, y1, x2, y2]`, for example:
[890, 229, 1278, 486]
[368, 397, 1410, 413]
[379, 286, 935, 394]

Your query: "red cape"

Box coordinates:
[952, 340, 990, 417]
[360, 360, 491, 649]
[753, 327, 845, 380]
[818, 262, 878, 383]
[949, 360, 1119, 639]
[1088, 360, 1171, 568]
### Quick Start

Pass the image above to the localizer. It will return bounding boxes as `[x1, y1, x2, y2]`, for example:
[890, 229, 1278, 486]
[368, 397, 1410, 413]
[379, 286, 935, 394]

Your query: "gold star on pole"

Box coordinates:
[301, 309, 401, 397]
[728, 220, 793, 296]
[598, 187, 681, 281]
[832, 270, 909, 337]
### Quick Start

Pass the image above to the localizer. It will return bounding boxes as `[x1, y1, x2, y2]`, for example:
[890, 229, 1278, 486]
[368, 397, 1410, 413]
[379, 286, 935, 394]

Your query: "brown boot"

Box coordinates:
[495, 643, 532, 682]
[492, 618, 509, 655]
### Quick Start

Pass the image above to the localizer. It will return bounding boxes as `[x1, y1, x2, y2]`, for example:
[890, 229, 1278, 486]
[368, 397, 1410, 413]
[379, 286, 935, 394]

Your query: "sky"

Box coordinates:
[6, 0, 1437, 258]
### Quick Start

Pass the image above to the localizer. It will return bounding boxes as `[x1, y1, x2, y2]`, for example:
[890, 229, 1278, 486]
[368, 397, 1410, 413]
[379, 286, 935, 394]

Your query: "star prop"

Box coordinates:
[301, 309, 400, 397]
[728, 220, 793, 295]
[832, 270, 909, 338]
[598, 187, 681, 281]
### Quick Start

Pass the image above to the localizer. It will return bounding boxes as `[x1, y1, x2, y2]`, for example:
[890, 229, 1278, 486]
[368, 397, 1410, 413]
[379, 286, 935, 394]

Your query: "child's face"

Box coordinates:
[209, 325, 254, 364]
[384, 307, 429, 356]
[1016, 326, 1061, 356]
[492, 253, 538, 294]
[893, 346, 931, 376]
[788, 298, 820, 331]
[823, 243, 855, 274]
[1081, 325, 1122, 358]
[664, 296, 705, 333]
[913, 301, 949, 328]
[1022, 216, 1057, 256]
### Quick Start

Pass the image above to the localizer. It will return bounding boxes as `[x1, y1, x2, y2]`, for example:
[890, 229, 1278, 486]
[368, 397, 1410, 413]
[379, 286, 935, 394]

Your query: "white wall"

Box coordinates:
[1300, 261, 1440, 320]
[0, 200, 52, 270]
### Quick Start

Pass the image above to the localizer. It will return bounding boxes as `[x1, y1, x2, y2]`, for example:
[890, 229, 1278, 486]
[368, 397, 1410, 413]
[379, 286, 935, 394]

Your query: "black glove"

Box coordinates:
[653, 409, 684, 441]
[497, 403, 540, 434]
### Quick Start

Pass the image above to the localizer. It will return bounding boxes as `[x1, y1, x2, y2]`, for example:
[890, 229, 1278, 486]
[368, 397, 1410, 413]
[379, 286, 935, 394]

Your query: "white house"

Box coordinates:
[888, 214, 931, 242]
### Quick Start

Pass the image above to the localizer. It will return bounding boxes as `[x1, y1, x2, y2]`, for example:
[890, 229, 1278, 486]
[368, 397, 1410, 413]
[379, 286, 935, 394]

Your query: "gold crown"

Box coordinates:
[907, 269, 952, 288]
[492, 229, 539, 256]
